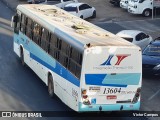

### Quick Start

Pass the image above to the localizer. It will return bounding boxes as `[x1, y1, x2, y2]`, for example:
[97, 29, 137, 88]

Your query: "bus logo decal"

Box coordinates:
[101, 54, 130, 66]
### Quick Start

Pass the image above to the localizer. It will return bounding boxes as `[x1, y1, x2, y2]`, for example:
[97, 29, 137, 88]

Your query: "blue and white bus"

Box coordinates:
[11, 4, 142, 112]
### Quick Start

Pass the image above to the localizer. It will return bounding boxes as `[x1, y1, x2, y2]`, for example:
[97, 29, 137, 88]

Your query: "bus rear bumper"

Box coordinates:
[79, 102, 140, 112]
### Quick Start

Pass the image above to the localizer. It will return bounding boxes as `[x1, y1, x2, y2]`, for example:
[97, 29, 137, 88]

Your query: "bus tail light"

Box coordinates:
[82, 89, 87, 95]
[83, 95, 88, 99]
[132, 87, 141, 104]
[81, 89, 91, 105]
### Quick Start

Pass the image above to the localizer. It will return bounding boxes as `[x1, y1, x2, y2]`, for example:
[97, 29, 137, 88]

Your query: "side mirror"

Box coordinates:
[11, 15, 18, 28]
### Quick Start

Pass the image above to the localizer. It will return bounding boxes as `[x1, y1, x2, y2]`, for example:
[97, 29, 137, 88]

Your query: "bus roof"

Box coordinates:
[17, 4, 137, 52]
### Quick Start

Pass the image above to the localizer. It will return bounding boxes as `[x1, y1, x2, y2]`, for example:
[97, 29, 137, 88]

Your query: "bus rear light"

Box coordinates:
[82, 89, 87, 95]
[82, 95, 91, 105]
[132, 87, 141, 104]
[81, 89, 91, 105]
[82, 95, 88, 99]
[83, 99, 91, 105]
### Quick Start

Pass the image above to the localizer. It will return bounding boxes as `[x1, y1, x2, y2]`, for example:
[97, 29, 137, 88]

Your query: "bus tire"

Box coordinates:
[143, 9, 151, 17]
[48, 74, 54, 97]
[20, 46, 25, 66]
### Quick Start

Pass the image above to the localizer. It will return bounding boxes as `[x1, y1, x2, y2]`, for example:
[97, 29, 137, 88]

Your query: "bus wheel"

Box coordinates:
[20, 47, 25, 66]
[143, 9, 151, 17]
[48, 74, 54, 97]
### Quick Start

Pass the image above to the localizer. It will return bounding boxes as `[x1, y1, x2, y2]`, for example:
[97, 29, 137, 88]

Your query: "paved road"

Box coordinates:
[0, 1, 160, 120]
[95, 19, 160, 39]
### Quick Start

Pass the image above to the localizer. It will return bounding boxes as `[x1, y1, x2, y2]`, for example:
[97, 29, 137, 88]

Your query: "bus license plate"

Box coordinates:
[107, 95, 117, 100]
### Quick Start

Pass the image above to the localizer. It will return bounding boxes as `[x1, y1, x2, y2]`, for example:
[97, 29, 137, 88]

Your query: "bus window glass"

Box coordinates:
[68, 59, 76, 75]
[59, 52, 69, 68]
[50, 33, 57, 48]
[26, 18, 33, 39]
[49, 45, 60, 60]
[33, 23, 41, 45]
[61, 40, 69, 55]
[75, 65, 81, 79]
[20, 14, 26, 34]
[71, 48, 82, 65]
[41, 28, 49, 52]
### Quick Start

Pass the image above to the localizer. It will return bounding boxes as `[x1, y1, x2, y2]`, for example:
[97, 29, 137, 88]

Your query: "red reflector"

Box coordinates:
[83, 95, 88, 99]
[107, 95, 117, 100]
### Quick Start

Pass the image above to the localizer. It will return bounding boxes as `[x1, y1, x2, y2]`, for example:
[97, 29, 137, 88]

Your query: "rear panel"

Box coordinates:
[79, 46, 142, 111]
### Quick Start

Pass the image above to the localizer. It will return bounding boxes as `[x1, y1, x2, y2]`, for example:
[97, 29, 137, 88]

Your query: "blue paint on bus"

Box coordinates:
[15, 32, 80, 87]
[85, 73, 141, 87]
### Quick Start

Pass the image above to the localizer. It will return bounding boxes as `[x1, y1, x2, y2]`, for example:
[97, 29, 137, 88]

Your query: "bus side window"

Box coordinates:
[49, 33, 60, 60]
[57, 38, 62, 50]
[61, 40, 72, 56]
[79, 53, 82, 65]
[68, 59, 81, 79]
[61, 40, 68, 53]
[59, 52, 69, 68]
[41, 28, 49, 52]
[50, 33, 57, 48]
[26, 17, 33, 39]
[33, 23, 41, 46]
[68, 59, 77, 76]
[75, 65, 81, 79]
[49, 44, 60, 60]
[50, 34, 62, 50]
[71, 48, 82, 65]
[59, 40, 71, 68]
[20, 14, 27, 34]
[68, 48, 82, 78]
[67, 45, 72, 57]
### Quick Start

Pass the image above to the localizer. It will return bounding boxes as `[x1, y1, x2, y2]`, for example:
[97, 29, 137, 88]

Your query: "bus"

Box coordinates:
[11, 4, 142, 112]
